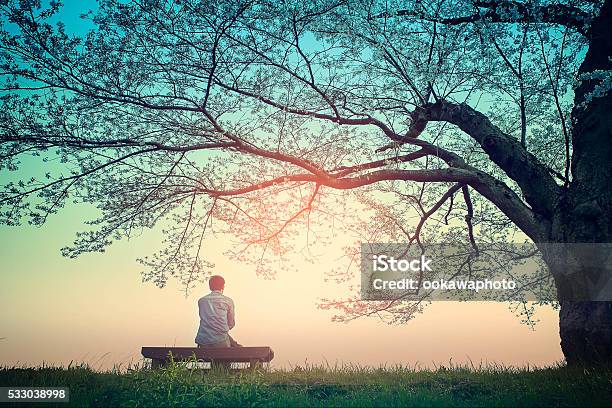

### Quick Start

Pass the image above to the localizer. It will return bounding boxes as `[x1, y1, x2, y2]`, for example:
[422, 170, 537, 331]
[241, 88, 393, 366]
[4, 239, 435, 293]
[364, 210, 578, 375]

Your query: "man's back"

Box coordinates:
[195, 290, 235, 346]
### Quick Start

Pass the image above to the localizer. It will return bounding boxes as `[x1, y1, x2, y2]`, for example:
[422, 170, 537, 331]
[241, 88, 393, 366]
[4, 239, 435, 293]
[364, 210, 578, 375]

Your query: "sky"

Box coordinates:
[0, 0, 564, 371]
[0, 199, 562, 370]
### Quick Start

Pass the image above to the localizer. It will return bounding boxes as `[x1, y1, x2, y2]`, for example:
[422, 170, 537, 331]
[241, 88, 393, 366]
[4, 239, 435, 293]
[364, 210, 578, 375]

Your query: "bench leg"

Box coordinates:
[151, 359, 166, 369]
[211, 361, 231, 370]
[249, 359, 262, 370]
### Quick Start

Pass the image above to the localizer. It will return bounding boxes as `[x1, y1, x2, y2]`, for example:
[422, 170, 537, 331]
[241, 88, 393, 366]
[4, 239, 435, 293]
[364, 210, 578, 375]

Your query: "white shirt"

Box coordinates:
[194, 290, 235, 345]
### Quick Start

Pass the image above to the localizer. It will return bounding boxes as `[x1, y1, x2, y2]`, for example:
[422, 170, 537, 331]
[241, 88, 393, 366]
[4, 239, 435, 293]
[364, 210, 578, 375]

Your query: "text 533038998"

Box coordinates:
[0, 387, 69, 403]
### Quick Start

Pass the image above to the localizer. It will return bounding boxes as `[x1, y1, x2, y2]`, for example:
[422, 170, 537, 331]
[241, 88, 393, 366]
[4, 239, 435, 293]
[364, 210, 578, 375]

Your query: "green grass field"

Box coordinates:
[1, 361, 611, 407]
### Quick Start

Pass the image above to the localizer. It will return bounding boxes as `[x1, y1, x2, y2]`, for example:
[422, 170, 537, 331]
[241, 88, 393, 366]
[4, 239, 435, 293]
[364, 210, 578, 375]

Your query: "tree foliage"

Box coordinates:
[0, 0, 609, 319]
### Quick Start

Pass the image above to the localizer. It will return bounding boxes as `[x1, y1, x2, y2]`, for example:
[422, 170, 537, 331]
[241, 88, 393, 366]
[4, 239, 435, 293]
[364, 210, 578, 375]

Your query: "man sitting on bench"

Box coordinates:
[195, 275, 242, 348]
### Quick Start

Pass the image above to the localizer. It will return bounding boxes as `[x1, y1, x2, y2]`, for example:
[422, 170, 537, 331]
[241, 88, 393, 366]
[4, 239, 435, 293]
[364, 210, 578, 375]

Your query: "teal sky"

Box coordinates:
[0, 1, 565, 370]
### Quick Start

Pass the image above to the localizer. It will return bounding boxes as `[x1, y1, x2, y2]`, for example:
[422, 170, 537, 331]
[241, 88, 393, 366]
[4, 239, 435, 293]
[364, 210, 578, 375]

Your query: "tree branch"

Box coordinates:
[416, 100, 561, 219]
[374, 0, 591, 36]
[201, 165, 545, 240]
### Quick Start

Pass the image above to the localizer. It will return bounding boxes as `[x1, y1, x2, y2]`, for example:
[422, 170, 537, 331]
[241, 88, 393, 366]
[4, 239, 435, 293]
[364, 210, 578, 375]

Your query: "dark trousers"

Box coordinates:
[196, 334, 241, 348]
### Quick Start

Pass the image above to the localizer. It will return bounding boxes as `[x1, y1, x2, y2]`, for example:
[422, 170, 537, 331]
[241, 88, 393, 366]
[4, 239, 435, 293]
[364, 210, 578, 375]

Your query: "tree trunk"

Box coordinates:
[548, 0, 612, 367]
[559, 301, 612, 366]
[542, 242, 612, 366]
[546, 197, 612, 366]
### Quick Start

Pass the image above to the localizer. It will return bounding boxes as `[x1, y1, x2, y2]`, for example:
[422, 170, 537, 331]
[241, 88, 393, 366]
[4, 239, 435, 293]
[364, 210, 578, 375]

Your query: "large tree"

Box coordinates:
[1, 0, 610, 365]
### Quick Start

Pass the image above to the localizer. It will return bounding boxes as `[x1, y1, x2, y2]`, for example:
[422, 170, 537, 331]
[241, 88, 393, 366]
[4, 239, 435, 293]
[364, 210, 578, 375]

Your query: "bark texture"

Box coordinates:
[553, 0, 612, 366]
[559, 302, 612, 366]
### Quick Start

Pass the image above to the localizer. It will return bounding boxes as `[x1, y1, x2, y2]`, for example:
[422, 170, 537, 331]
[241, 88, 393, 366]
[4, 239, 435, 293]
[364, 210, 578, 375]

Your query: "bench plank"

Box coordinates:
[141, 346, 274, 364]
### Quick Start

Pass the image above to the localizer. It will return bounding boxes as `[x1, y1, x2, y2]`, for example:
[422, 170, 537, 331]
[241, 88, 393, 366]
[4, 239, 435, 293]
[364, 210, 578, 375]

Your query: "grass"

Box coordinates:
[1, 361, 611, 407]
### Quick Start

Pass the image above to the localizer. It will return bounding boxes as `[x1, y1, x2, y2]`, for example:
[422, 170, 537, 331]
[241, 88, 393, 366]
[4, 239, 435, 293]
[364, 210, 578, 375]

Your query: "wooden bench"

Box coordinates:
[141, 346, 274, 369]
